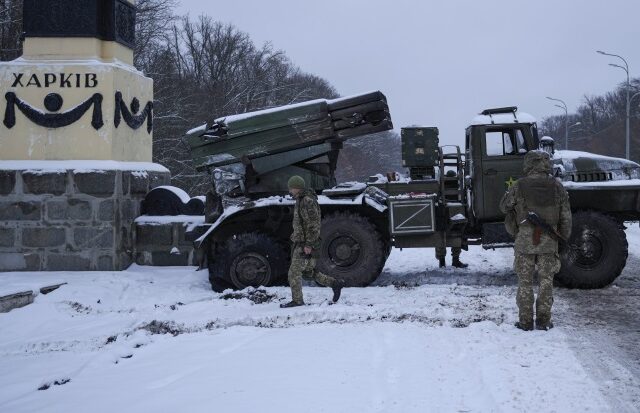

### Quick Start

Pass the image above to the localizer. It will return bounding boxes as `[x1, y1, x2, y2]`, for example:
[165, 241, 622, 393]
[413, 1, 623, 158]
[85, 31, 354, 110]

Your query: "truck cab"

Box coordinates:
[464, 107, 539, 237]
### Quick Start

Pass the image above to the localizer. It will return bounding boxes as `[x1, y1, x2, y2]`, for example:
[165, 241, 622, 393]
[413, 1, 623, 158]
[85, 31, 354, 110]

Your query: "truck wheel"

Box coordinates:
[316, 212, 385, 287]
[556, 211, 628, 289]
[208, 233, 288, 291]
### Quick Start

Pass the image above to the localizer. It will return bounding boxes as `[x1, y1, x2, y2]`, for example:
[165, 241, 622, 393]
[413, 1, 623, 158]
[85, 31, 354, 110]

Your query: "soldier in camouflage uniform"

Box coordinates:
[280, 175, 344, 308]
[435, 247, 467, 268]
[436, 170, 467, 268]
[500, 151, 572, 331]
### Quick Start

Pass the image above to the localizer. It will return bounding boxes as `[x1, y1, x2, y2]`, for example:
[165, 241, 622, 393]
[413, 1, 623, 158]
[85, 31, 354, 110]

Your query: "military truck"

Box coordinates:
[183, 95, 640, 292]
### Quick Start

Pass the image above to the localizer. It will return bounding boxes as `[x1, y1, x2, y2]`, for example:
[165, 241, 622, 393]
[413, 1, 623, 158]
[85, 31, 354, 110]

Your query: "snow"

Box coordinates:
[131, 171, 148, 178]
[322, 181, 367, 194]
[327, 90, 381, 105]
[216, 99, 326, 124]
[202, 153, 237, 165]
[365, 196, 387, 212]
[0, 287, 33, 298]
[318, 193, 365, 204]
[403, 124, 437, 129]
[554, 150, 640, 182]
[1, 229, 639, 412]
[563, 179, 640, 190]
[554, 150, 636, 162]
[0, 278, 65, 298]
[135, 215, 205, 225]
[390, 193, 436, 200]
[152, 185, 192, 204]
[185, 123, 207, 136]
[0, 160, 169, 173]
[468, 111, 536, 126]
[9, 57, 145, 76]
[136, 215, 206, 233]
[210, 90, 385, 132]
[368, 173, 388, 183]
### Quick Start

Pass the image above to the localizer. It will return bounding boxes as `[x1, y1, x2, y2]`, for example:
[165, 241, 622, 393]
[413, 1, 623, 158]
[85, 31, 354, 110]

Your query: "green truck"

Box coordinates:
[184, 96, 640, 292]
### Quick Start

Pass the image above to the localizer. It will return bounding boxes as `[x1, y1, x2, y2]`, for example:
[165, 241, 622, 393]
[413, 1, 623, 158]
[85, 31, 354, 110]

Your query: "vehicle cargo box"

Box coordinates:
[401, 126, 439, 168]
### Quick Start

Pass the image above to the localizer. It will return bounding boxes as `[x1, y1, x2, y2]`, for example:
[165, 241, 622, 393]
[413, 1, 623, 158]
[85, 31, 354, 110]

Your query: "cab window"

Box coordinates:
[484, 128, 527, 156]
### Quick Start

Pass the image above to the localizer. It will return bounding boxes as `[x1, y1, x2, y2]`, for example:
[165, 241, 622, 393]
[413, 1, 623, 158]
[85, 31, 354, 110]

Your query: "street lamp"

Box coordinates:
[567, 122, 581, 144]
[597, 50, 631, 160]
[546, 96, 569, 149]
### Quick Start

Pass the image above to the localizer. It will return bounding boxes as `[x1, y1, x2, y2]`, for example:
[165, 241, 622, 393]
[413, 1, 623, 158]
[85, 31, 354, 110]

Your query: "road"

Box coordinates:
[379, 223, 640, 410]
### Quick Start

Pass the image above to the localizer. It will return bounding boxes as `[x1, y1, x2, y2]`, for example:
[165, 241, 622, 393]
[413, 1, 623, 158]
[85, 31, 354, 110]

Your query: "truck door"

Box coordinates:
[478, 126, 528, 221]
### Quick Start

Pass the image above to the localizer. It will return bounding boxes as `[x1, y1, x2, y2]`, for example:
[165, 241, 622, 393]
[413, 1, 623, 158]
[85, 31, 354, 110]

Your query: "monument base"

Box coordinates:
[134, 216, 208, 267]
[0, 160, 170, 271]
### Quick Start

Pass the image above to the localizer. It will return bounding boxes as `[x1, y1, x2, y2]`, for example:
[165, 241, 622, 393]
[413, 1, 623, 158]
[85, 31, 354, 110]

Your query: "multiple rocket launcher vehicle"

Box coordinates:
[181, 92, 640, 292]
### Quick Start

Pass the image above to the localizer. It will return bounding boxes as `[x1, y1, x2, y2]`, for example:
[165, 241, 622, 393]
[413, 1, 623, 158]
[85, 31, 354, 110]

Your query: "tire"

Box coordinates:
[208, 233, 289, 291]
[556, 211, 628, 289]
[209, 273, 233, 293]
[316, 212, 386, 287]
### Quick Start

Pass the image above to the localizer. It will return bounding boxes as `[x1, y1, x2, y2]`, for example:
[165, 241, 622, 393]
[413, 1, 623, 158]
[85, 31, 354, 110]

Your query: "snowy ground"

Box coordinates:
[1, 227, 639, 412]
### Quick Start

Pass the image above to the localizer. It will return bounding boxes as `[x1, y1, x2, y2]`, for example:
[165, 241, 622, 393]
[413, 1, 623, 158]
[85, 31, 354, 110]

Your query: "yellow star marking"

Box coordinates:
[505, 177, 517, 189]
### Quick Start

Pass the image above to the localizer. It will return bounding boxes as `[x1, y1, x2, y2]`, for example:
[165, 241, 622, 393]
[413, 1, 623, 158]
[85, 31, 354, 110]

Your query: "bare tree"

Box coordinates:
[134, 0, 177, 70]
[540, 77, 640, 161]
[150, 16, 348, 195]
[0, 0, 22, 61]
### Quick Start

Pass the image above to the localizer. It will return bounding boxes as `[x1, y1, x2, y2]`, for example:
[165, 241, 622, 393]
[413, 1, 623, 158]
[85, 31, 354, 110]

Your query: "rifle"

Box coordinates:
[522, 212, 567, 245]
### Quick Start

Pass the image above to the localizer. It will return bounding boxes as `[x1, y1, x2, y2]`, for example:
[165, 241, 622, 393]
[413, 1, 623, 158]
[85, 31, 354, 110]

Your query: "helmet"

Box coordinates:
[287, 175, 305, 189]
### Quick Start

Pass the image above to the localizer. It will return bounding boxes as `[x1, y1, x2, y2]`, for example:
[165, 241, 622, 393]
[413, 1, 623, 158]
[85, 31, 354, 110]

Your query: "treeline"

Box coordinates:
[0, 0, 21, 61]
[540, 78, 640, 162]
[0, 0, 401, 194]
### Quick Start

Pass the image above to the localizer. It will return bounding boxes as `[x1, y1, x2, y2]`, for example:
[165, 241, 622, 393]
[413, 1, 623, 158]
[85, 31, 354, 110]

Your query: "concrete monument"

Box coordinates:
[0, 0, 170, 271]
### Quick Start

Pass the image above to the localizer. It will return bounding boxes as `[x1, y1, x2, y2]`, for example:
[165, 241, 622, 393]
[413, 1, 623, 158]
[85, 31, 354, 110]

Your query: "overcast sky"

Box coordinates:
[176, 0, 639, 146]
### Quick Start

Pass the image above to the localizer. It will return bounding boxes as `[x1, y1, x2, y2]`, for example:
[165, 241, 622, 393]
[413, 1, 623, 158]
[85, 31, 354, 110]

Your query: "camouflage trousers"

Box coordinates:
[435, 247, 461, 260]
[514, 253, 561, 325]
[288, 246, 336, 304]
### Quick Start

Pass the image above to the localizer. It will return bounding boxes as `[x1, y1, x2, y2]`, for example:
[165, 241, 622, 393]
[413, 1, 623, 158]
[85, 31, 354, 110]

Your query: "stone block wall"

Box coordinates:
[0, 168, 170, 271]
[134, 219, 208, 267]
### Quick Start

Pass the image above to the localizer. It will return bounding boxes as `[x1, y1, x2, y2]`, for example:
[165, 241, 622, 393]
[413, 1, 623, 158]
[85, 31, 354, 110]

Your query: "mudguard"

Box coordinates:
[194, 185, 387, 249]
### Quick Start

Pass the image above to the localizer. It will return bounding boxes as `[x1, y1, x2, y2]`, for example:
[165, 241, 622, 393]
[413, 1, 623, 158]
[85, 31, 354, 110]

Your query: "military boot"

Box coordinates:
[514, 321, 533, 331]
[536, 320, 554, 331]
[331, 280, 345, 303]
[452, 259, 468, 269]
[438, 257, 446, 268]
[280, 301, 304, 308]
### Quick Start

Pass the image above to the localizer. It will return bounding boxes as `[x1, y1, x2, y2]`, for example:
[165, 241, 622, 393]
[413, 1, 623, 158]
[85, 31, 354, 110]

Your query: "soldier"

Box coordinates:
[436, 170, 468, 268]
[499, 150, 571, 331]
[435, 246, 467, 268]
[280, 175, 344, 308]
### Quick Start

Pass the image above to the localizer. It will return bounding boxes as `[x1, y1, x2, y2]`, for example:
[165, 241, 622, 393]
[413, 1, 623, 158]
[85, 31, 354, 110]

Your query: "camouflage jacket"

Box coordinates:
[500, 151, 572, 254]
[291, 189, 322, 250]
